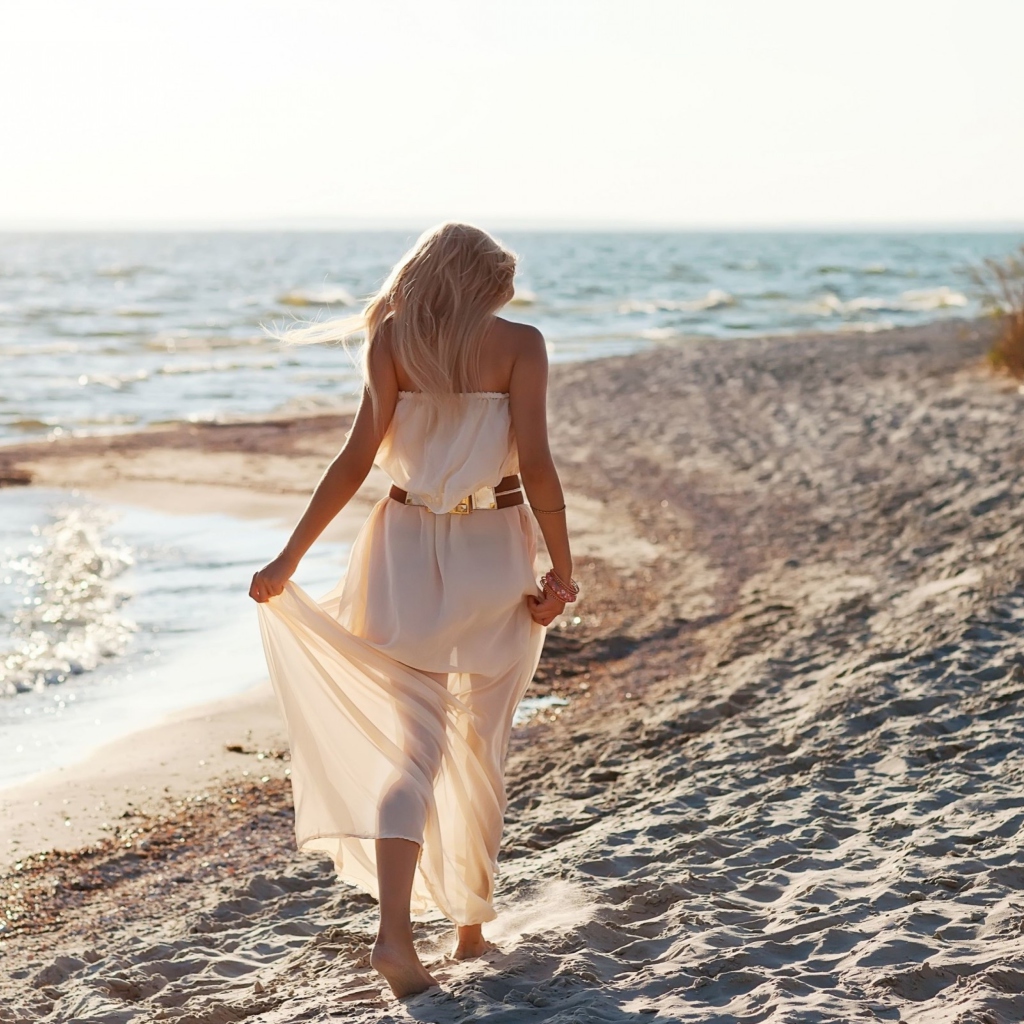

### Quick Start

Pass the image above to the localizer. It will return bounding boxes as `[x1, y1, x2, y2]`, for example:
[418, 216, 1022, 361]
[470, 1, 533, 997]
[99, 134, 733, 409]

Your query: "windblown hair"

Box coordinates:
[280, 222, 517, 433]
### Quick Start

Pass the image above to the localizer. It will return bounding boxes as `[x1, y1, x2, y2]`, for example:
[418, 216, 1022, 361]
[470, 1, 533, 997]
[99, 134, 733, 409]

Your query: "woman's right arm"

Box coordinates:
[508, 326, 575, 624]
[249, 346, 398, 603]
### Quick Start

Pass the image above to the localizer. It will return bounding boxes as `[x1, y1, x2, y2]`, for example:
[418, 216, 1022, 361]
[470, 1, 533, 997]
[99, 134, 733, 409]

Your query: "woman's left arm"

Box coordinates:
[250, 351, 397, 603]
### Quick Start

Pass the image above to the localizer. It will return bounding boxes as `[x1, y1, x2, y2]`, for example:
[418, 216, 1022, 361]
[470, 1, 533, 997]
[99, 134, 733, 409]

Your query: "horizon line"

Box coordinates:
[1, 217, 1023, 235]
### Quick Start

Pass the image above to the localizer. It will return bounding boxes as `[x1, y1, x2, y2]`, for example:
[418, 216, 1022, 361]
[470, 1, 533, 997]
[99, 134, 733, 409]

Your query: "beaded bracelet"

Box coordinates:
[530, 503, 566, 515]
[539, 568, 580, 603]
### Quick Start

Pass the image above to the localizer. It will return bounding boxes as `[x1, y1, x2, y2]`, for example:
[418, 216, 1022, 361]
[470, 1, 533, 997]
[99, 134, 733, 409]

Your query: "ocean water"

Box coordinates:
[1, 230, 1022, 786]
[0, 488, 348, 788]
[1, 231, 1021, 444]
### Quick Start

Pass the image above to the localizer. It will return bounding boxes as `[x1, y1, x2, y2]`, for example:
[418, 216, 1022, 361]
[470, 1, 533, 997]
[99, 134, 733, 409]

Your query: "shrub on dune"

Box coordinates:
[969, 245, 1024, 379]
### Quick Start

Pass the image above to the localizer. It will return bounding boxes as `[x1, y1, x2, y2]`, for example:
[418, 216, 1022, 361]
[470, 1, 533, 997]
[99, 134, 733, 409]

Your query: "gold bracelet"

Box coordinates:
[530, 503, 566, 514]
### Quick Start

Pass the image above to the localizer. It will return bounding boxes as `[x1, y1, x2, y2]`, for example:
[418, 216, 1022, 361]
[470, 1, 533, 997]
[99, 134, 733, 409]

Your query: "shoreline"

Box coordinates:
[0, 370, 660, 865]
[0, 683, 288, 869]
[0, 313, 997, 461]
[0, 318, 1004, 825]
[4, 316, 1024, 1022]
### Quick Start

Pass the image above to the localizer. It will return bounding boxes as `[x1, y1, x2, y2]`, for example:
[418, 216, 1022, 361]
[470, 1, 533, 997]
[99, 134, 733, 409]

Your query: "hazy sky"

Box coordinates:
[2, 0, 1022, 229]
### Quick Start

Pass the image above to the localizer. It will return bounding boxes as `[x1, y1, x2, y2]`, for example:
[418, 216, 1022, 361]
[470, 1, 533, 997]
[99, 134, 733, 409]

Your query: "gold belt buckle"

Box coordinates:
[451, 496, 472, 514]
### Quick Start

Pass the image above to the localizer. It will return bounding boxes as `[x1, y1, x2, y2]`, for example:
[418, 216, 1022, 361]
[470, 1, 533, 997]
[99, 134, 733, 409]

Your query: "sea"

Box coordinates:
[1, 229, 1020, 786]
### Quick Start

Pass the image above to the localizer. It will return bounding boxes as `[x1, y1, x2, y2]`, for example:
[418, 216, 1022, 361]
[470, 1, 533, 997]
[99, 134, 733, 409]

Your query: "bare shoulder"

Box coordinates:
[368, 321, 395, 366]
[492, 316, 546, 362]
[481, 317, 545, 392]
[367, 322, 399, 378]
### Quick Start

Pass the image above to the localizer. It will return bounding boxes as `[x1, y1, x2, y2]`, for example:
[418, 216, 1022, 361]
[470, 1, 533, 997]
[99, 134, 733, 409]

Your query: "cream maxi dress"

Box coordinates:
[256, 391, 546, 926]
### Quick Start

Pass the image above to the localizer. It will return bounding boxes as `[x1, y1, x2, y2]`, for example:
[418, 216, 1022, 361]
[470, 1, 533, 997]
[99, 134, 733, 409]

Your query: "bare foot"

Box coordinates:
[370, 939, 438, 998]
[449, 935, 498, 960]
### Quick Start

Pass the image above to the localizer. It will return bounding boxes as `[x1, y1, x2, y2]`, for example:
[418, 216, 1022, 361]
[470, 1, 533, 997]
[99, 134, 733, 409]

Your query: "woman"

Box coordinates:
[249, 222, 577, 999]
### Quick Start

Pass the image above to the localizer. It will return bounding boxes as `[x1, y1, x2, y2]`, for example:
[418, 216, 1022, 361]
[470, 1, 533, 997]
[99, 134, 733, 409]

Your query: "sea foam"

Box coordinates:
[618, 289, 736, 315]
[0, 505, 135, 696]
[277, 286, 356, 307]
[794, 286, 968, 318]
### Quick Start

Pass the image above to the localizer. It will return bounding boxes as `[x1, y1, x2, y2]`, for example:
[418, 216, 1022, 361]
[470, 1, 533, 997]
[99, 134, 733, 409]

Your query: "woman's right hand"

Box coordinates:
[249, 555, 297, 604]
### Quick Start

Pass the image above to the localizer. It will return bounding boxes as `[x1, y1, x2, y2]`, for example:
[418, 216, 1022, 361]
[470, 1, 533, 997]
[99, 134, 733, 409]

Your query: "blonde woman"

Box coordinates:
[250, 223, 576, 999]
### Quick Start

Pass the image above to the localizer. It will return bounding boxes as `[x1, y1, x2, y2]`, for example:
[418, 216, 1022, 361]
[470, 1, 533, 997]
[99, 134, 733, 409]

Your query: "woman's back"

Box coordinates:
[383, 315, 552, 502]
[376, 391, 519, 514]
[390, 315, 534, 396]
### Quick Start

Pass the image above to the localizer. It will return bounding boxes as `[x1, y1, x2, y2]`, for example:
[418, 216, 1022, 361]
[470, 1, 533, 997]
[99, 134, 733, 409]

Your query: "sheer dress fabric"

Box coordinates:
[256, 392, 545, 925]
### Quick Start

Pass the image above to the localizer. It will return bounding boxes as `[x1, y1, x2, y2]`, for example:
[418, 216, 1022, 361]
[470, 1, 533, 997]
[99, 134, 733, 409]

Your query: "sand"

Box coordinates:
[3, 318, 1024, 1022]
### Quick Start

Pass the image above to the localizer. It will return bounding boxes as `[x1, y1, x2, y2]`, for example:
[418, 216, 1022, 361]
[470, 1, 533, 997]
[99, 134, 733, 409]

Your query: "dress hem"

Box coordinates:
[298, 829, 425, 846]
[296, 830, 498, 926]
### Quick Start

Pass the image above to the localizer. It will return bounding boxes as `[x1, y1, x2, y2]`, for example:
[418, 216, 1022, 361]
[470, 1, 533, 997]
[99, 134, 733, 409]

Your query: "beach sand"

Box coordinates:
[3, 318, 1024, 1022]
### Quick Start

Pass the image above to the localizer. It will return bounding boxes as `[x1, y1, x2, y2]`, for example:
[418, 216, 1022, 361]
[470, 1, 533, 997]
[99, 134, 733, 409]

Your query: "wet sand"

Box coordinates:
[3, 318, 1024, 1022]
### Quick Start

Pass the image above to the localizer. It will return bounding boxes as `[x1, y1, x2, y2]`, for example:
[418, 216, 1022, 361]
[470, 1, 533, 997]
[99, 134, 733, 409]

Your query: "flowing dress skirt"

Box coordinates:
[257, 496, 545, 925]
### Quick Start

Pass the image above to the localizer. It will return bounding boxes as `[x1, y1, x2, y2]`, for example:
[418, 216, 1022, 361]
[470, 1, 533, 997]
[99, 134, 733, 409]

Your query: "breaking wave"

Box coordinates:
[156, 357, 278, 377]
[0, 504, 135, 696]
[639, 327, 684, 341]
[278, 286, 356, 307]
[508, 287, 538, 306]
[618, 289, 736, 315]
[146, 332, 267, 352]
[96, 264, 147, 278]
[76, 370, 149, 390]
[114, 306, 162, 318]
[793, 286, 967, 317]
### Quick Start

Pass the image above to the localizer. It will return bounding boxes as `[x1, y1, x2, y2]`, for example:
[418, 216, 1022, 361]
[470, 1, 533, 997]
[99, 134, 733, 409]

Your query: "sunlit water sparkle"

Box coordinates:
[2, 229, 1023, 785]
[1, 230, 1021, 444]
[0, 489, 347, 788]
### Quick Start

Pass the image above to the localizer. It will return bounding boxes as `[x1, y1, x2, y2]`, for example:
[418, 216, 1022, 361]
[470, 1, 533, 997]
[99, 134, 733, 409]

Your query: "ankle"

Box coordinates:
[376, 926, 415, 949]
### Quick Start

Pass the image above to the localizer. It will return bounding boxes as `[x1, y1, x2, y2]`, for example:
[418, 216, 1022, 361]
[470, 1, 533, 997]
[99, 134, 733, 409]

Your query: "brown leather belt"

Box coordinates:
[389, 474, 524, 513]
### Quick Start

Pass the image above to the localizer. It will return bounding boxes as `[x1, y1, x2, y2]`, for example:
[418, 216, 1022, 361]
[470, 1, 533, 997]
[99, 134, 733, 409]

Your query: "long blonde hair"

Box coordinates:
[280, 222, 517, 432]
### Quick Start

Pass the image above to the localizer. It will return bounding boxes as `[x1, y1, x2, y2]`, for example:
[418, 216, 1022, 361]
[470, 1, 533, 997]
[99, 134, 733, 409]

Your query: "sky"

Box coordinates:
[1, 0, 1022, 230]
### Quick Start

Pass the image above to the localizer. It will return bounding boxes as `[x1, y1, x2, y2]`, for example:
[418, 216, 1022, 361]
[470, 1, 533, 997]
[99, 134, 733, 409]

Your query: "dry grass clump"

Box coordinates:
[969, 245, 1024, 379]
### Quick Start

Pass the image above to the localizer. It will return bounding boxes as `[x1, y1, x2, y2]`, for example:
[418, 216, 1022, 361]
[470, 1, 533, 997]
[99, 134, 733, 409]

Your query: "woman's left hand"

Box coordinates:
[526, 588, 564, 626]
[249, 555, 297, 604]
